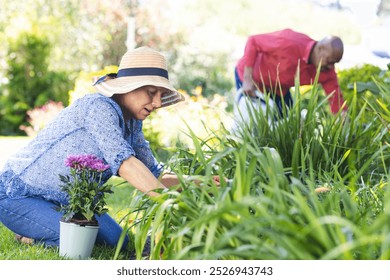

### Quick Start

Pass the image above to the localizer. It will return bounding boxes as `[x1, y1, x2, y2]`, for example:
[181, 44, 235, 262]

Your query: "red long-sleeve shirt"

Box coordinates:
[236, 29, 346, 113]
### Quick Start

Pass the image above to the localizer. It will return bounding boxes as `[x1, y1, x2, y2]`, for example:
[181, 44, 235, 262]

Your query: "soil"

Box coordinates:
[63, 213, 99, 226]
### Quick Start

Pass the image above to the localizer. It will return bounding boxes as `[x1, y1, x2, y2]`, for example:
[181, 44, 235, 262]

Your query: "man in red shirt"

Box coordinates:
[233, 29, 346, 128]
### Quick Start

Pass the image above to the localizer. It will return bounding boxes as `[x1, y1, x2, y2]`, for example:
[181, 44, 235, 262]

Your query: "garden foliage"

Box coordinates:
[338, 63, 390, 119]
[114, 66, 390, 260]
[0, 32, 73, 135]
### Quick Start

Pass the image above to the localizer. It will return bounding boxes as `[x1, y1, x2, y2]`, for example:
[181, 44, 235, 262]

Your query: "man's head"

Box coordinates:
[312, 36, 343, 71]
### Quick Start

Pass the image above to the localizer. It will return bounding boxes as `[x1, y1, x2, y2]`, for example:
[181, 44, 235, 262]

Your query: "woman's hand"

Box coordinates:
[210, 175, 223, 186]
[162, 173, 227, 188]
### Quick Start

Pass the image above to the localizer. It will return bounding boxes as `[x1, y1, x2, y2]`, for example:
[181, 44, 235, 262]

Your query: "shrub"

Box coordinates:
[0, 31, 73, 135]
[338, 64, 390, 103]
[173, 51, 234, 98]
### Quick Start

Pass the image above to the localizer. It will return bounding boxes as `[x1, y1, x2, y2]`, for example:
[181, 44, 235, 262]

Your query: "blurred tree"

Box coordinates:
[0, 0, 136, 135]
[0, 0, 371, 136]
[0, 31, 73, 135]
[0, 0, 134, 74]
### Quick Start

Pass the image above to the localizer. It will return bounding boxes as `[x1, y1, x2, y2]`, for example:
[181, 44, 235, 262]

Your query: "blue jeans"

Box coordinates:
[0, 190, 128, 248]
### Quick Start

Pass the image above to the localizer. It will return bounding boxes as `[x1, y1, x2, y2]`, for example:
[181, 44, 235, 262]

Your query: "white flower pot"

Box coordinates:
[59, 221, 99, 259]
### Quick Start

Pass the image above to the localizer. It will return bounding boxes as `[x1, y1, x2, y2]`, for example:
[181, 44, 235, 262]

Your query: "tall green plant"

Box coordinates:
[115, 136, 390, 259]
[234, 68, 388, 186]
[113, 67, 390, 259]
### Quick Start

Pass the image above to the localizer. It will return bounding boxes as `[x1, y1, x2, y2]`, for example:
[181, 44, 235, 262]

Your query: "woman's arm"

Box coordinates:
[119, 157, 223, 197]
[159, 173, 182, 187]
[118, 156, 167, 197]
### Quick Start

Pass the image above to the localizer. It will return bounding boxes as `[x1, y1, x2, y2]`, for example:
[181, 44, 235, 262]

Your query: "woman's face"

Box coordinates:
[116, 85, 168, 120]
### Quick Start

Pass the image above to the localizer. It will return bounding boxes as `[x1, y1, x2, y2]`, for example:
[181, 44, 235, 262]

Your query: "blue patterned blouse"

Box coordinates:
[0, 93, 163, 204]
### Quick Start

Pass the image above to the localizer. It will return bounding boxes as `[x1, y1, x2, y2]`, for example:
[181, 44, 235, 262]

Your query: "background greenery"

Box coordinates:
[0, 0, 368, 135]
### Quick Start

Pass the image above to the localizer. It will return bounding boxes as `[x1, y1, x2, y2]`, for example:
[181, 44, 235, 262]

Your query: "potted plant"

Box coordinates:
[58, 154, 113, 259]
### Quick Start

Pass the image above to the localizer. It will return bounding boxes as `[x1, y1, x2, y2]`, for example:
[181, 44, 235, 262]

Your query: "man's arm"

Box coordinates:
[320, 72, 347, 114]
[242, 66, 257, 97]
[240, 32, 278, 96]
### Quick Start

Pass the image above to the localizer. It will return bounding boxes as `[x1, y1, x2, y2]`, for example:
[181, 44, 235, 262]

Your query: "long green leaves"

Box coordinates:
[116, 68, 390, 260]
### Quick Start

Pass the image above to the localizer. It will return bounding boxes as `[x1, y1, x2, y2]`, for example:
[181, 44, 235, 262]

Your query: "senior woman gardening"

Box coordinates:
[0, 47, 222, 248]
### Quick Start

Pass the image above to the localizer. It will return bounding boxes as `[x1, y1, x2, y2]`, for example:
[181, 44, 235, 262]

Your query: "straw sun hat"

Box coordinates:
[93, 47, 184, 108]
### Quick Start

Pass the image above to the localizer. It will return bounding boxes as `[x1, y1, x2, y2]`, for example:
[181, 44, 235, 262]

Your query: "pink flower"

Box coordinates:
[65, 154, 110, 172]
[59, 154, 113, 222]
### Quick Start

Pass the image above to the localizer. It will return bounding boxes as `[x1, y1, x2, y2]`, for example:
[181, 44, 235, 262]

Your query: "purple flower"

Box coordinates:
[90, 161, 110, 172]
[64, 154, 109, 172]
[59, 154, 113, 222]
